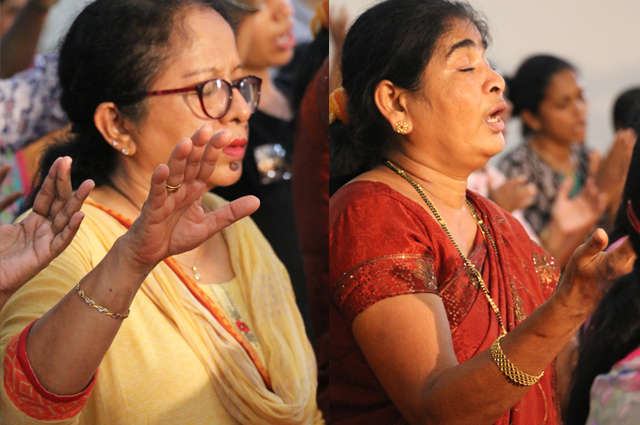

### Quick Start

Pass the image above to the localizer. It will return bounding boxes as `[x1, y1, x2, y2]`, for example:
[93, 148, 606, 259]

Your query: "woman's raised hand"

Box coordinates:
[122, 124, 260, 271]
[0, 157, 94, 309]
[557, 229, 635, 317]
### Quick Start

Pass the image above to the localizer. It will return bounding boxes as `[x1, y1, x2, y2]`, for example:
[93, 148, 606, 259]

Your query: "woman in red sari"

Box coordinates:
[328, 1, 634, 424]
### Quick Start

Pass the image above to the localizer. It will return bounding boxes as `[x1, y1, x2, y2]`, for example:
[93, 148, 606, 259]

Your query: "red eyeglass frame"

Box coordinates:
[144, 75, 262, 120]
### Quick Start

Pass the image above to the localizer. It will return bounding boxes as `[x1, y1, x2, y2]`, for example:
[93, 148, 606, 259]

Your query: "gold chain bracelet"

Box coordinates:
[75, 283, 130, 320]
[491, 335, 543, 386]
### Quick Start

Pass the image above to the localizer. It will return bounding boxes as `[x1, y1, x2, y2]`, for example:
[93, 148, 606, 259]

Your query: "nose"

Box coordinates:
[271, 0, 293, 21]
[485, 67, 505, 95]
[221, 87, 252, 124]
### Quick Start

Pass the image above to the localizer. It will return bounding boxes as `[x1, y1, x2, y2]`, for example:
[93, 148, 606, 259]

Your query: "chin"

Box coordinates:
[208, 164, 243, 189]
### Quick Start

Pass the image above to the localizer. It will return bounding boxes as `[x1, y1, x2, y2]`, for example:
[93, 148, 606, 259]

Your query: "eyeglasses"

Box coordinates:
[145, 75, 262, 120]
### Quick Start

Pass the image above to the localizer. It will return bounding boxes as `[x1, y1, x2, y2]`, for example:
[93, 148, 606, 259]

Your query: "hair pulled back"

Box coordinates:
[26, 0, 233, 208]
[565, 105, 640, 425]
[330, 0, 489, 178]
[508, 54, 575, 137]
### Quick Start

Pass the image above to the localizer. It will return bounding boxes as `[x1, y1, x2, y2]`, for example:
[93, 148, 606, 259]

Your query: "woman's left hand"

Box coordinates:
[556, 229, 636, 317]
[121, 124, 259, 273]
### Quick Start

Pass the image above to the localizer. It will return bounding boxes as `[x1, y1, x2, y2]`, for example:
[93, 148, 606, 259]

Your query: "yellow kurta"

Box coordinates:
[0, 193, 321, 425]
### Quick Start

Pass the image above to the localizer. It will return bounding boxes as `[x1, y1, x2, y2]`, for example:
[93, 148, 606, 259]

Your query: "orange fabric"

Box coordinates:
[310, 0, 328, 38]
[329, 181, 561, 425]
[83, 199, 273, 391]
[329, 87, 350, 125]
[3, 321, 95, 420]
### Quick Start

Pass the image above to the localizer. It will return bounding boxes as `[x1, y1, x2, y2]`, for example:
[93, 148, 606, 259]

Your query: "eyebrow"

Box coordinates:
[445, 38, 488, 60]
[182, 64, 243, 79]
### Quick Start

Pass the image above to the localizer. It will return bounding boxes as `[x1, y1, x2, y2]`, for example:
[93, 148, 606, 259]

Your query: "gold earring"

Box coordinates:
[395, 121, 409, 134]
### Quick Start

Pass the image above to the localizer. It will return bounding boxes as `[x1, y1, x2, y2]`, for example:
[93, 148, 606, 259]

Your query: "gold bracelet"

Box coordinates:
[75, 283, 130, 320]
[491, 335, 543, 386]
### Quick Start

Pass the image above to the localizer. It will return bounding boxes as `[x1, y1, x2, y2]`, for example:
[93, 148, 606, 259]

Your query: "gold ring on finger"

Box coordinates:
[166, 183, 181, 192]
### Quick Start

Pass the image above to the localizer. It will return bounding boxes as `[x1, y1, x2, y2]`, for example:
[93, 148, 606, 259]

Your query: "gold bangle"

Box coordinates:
[491, 335, 544, 386]
[75, 283, 130, 320]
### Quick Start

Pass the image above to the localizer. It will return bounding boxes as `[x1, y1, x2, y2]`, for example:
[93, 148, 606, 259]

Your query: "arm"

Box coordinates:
[0, 0, 58, 78]
[352, 230, 634, 425]
[0, 157, 94, 311]
[21, 125, 259, 396]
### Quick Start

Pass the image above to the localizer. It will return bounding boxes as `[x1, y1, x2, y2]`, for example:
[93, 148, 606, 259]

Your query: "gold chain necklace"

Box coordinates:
[175, 246, 204, 282]
[384, 160, 507, 335]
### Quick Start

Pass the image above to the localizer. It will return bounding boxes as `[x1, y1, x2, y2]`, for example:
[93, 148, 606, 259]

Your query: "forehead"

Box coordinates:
[433, 18, 486, 62]
[545, 69, 581, 97]
[167, 7, 240, 75]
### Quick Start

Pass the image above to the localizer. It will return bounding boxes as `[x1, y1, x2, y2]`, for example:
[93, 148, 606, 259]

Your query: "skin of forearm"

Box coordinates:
[0, 2, 49, 78]
[25, 236, 156, 395]
[407, 293, 585, 425]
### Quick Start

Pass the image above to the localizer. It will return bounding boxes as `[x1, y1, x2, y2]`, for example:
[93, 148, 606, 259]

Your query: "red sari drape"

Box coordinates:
[329, 181, 561, 425]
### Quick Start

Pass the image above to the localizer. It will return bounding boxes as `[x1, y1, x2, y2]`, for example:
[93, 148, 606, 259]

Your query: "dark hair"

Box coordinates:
[25, 0, 233, 209]
[509, 54, 575, 137]
[330, 0, 490, 178]
[613, 87, 640, 131]
[565, 105, 640, 425]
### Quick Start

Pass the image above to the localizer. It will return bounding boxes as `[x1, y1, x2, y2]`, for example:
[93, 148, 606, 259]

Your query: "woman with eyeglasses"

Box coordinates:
[0, 0, 321, 424]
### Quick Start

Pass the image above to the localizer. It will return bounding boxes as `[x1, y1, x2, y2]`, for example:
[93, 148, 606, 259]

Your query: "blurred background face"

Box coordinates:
[536, 69, 587, 145]
[236, 0, 295, 70]
[0, 0, 28, 36]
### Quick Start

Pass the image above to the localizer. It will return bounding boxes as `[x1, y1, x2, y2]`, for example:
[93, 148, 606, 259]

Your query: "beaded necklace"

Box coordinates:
[384, 160, 507, 335]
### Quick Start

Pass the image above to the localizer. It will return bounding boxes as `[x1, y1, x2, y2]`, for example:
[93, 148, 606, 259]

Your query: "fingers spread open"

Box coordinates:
[197, 130, 231, 182]
[50, 211, 86, 257]
[183, 125, 213, 183]
[203, 195, 260, 239]
[146, 164, 171, 211]
[165, 138, 192, 190]
[33, 157, 64, 217]
[52, 179, 95, 234]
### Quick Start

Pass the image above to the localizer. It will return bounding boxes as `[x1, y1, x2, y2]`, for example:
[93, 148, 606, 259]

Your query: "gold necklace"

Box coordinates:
[384, 160, 507, 335]
[175, 246, 204, 282]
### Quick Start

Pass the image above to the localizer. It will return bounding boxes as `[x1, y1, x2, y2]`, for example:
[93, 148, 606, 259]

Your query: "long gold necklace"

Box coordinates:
[384, 160, 507, 335]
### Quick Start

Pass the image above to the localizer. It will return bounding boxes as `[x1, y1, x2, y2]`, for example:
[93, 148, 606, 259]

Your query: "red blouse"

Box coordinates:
[329, 181, 560, 425]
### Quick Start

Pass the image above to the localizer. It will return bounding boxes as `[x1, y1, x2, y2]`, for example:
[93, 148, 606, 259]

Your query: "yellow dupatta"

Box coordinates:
[85, 194, 322, 424]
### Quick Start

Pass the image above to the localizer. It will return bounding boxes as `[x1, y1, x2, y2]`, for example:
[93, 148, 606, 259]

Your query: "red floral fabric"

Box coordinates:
[3, 320, 96, 420]
[329, 181, 561, 425]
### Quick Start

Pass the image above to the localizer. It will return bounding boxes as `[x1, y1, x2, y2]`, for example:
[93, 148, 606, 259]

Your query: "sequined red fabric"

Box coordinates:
[329, 181, 561, 425]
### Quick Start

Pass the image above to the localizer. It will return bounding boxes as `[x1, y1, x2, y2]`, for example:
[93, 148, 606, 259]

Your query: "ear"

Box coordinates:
[94, 102, 138, 156]
[374, 80, 412, 134]
[520, 110, 542, 133]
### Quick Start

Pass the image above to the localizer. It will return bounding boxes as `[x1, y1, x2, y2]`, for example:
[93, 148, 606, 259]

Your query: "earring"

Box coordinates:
[230, 162, 240, 171]
[395, 121, 409, 134]
[111, 140, 119, 147]
[121, 148, 130, 155]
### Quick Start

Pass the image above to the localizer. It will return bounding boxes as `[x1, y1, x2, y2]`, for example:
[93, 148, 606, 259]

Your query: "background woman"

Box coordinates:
[329, 1, 633, 424]
[0, 0, 320, 423]
[498, 55, 627, 268]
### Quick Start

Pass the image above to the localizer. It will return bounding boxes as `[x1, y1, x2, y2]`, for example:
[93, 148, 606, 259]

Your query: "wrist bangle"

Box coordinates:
[491, 335, 544, 386]
[75, 283, 130, 320]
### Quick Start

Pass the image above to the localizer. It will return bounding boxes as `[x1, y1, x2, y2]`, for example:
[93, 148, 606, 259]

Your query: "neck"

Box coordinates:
[387, 151, 469, 210]
[246, 67, 293, 121]
[529, 134, 573, 167]
[89, 161, 153, 221]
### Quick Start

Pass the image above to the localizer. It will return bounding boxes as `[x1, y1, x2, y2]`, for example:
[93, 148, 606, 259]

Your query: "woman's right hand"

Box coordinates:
[120, 124, 259, 273]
